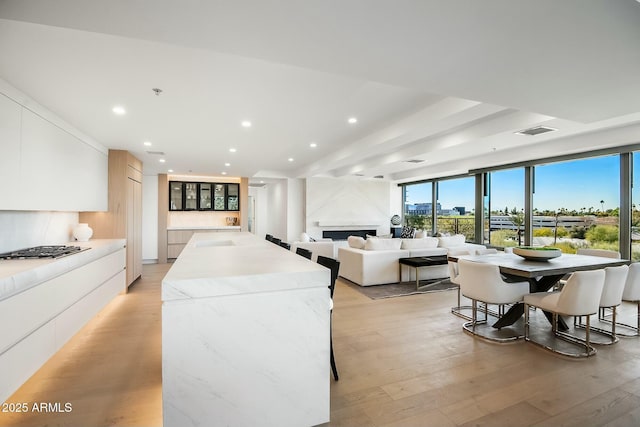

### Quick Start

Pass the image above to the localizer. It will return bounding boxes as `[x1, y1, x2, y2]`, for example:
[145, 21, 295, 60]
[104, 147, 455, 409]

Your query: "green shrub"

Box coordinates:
[490, 230, 517, 247]
[533, 228, 553, 237]
[585, 225, 619, 243]
[548, 242, 578, 254]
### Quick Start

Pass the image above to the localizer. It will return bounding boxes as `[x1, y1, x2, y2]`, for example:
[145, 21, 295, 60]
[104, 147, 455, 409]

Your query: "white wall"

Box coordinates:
[249, 185, 268, 239]
[142, 175, 158, 262]
[0, 211, 78, 253]
[264, 179, 288, 241]
[306, 178, 392, 239]
[286, 178, 305, 242]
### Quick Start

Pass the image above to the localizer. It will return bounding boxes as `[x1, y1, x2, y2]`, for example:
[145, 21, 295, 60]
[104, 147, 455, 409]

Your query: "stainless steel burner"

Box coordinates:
[0, 245, 89, 260]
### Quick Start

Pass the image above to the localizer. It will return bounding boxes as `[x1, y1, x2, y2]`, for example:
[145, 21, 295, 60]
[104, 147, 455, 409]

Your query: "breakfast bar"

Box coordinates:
[161, 232, 330, 427]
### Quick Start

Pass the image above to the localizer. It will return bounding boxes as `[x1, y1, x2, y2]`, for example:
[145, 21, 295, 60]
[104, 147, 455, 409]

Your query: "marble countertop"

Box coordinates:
[167, 226, 241, 230]
[0, 239, 126, 301]
[162, 232, 329, 302]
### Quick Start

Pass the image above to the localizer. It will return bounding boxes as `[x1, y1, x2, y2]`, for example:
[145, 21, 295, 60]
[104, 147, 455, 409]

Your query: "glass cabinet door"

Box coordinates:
[170, 182, 183, 211]
[214, 184, 226, 210]
[199, 183, 212, 210]
[185, 183, 198, 210]
[227, 183, 239, 211]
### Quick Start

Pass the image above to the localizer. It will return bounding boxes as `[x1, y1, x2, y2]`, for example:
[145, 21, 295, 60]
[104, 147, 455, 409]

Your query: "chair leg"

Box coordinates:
[330, 316, 338, 381]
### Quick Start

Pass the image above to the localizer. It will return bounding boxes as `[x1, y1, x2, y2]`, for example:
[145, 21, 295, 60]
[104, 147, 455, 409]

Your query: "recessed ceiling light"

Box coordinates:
[241, 120, 252, 128]
[159, 159, 166, 163]
[348, 117, 358, 124]
[288, 158, 294, 162]
[260, 180, 264, 184]
[112, 106, 126, 115]
[143, 141, 152, 146]
[168, 169, 174, 173]
[229, 148, 237, 153]
[221, 171, 227, 175]
[309, 142, 317, 148]
[224, 162, 231, 167]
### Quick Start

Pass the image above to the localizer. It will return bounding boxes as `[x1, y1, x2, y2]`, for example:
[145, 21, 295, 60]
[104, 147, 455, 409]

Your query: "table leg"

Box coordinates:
[492, 274, 568, 330]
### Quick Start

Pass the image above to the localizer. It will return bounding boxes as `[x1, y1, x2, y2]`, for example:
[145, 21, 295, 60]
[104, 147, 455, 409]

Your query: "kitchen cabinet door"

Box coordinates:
[0, 94, 21, 207]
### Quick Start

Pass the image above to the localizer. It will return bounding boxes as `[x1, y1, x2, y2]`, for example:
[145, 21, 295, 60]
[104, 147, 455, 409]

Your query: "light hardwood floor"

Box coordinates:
[2, 263, 640, 426]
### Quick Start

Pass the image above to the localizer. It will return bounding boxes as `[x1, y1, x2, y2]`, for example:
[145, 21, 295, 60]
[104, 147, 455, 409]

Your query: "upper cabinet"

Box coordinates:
[170, 181, 240, 211]
[0, 85, 108, 212]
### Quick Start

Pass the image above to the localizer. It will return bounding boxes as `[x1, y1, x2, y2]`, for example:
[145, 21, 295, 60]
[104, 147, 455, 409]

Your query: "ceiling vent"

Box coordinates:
[515, 126, 557, 136]
[249, 183, 266, 187]
[146, 151, 165, 155]
[373, 175, 384, 179]
[403, 159, 425, 164]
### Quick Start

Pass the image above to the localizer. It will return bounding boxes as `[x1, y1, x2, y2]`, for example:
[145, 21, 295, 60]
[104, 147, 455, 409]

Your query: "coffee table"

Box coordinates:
[398, 255, 449, 290]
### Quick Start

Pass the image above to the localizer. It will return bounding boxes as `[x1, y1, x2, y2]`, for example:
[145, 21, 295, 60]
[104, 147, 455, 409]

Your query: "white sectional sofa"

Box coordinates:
[338, 234, 485, 287]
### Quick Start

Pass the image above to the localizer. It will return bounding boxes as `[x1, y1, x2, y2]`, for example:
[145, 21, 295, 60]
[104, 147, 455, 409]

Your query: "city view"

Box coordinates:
[403, 154, 640, 260]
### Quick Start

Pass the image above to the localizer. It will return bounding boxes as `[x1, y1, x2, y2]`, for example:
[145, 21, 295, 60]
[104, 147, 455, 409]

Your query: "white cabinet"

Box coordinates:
[0, 93, 22, 204]
[0, 242, 125, 402]
[0, 86, 108, 212]
[19, 109, 108, 211]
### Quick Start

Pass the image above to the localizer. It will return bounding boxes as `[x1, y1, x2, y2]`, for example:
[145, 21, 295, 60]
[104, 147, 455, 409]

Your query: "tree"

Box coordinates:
[510, 212, 525, 246]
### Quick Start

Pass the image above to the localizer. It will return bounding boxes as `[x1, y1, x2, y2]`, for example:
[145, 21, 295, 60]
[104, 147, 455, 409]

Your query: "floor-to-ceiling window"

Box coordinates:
[532, 155, 620, 253]
[403, 182, 433, 234]
[631, 152, 640, 260]
[436, 176, 475, 240]
[486, 168, 525, 247]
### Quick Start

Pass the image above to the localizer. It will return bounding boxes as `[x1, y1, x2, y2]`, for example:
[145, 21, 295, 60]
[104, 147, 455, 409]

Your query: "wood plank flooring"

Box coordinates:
[2, 263, 640, 426]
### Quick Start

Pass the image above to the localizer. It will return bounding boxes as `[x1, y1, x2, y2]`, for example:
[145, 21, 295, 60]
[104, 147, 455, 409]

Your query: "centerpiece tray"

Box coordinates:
[512, 246, 562, 261]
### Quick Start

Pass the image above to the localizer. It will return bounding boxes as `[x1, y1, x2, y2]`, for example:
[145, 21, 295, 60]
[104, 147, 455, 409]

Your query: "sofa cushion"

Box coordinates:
[364, 238, 403, 251]
[347, 235, 366, 249]
[401, 237, 439, 249]
[438, 234, 466, 248]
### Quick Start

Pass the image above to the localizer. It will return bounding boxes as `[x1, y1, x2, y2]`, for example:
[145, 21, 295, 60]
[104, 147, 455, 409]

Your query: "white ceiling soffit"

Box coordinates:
[1, 0, 640, 181]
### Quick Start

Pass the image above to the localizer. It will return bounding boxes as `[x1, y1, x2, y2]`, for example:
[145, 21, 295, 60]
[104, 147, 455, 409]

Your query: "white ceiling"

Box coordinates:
[1, 0, 640, 183]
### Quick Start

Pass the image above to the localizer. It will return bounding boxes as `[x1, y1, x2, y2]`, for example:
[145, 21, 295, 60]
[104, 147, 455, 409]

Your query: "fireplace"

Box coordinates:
[322, 229, 376, 240]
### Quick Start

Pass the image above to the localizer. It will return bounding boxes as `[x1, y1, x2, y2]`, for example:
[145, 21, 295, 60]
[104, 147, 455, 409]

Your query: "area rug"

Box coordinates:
[341, 278, 457, 300]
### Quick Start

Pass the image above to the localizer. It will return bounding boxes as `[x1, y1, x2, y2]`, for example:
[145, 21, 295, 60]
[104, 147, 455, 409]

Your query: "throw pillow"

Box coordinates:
[437, 234, 466, 248]
[400, 226, 416, 238]
[347, 235, 366, 249]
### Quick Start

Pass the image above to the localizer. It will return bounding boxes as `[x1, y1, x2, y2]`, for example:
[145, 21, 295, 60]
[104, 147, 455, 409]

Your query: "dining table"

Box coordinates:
[448, 252, 629, 330]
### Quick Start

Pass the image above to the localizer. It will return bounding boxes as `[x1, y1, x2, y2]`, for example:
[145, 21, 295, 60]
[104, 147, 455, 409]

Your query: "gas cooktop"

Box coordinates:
[0, 245, 89, 260]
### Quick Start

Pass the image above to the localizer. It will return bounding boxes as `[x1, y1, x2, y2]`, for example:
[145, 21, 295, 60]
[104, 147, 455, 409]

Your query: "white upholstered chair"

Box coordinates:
[475, 248, 499, 255]
[614, 262, 640, 337]
[524, 269, 605, 357]
[448, 250, 471, 319]
[457, 259, 530, 342]
[576, 248, 621, 259]
[576, 265, 628, 344]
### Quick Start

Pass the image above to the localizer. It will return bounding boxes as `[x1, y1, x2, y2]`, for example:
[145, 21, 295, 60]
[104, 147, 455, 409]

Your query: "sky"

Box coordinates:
[404, 154, 631, 213]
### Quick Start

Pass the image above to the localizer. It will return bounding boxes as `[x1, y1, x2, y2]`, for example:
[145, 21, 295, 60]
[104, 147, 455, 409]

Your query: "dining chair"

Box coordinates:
[609, 262, 640, 337]
[457, 259, 530, 342]
[575, 265, 628, 344]
[524, 269, 605, 358]
[448, 249, 472, 320]
[576, 248, 621, 259]
[296, 247, 312, 260]
[316, 255, 340, 381]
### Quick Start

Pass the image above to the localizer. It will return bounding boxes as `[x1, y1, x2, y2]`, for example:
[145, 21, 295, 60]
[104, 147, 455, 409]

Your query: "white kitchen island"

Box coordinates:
[162, 232, 331, 427]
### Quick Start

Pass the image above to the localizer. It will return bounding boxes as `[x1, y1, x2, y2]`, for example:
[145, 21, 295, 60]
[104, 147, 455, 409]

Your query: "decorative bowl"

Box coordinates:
[512, 246, 562, 261]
